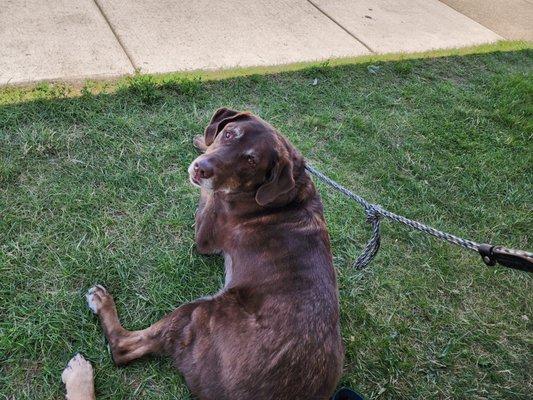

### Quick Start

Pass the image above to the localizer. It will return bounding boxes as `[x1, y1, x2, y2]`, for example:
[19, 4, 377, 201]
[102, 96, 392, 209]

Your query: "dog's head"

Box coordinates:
[188, 108, 298, 206]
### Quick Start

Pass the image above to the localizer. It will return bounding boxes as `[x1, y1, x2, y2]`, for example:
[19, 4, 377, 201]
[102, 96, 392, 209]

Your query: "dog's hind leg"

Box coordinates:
[86, 285, 170, 366]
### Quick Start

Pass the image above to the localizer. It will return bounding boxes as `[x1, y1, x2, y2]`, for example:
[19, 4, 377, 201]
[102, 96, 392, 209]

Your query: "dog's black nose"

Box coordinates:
[195, 159, 214, 180]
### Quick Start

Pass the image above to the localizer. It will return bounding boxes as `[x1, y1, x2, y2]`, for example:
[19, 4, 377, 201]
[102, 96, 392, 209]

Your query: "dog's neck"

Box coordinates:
[211, 163, 322, 288]
[214, 160, 312, 215]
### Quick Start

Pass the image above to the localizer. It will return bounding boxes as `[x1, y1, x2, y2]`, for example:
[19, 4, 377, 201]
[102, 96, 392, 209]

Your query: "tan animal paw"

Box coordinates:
[62, 353, 95, 400]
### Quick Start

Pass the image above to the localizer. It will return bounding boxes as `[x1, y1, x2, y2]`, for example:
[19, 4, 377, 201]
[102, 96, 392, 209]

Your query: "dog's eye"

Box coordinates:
[246, 155, 255, 165]
[225, 130, 234, 139]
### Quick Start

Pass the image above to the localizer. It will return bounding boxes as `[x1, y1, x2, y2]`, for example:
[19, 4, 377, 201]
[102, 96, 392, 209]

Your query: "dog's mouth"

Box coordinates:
[189, 172, 202, 188]
[188, 166, 214, 190]
[187, 163, 201, 188]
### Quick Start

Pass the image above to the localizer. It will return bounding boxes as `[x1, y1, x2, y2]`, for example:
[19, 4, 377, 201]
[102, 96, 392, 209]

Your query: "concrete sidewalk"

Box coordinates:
[440, 0, 533, 41]
[1, 0, 529, 86]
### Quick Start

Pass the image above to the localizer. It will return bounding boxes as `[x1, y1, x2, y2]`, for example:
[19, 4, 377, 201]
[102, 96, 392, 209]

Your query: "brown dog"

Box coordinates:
[86, 108, 344, 400]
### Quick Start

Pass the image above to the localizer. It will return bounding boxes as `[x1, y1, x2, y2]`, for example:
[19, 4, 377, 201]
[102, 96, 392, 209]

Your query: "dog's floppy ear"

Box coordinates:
[255, 154, 295, 206]
[204, 108, 239, 146]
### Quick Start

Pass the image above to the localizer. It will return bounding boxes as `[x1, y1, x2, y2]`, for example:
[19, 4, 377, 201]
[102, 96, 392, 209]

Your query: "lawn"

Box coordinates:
[1, 48, 532, 399]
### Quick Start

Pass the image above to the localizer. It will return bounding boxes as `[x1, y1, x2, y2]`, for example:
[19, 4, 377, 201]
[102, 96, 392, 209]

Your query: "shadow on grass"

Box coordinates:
[1, 48, 532, 400]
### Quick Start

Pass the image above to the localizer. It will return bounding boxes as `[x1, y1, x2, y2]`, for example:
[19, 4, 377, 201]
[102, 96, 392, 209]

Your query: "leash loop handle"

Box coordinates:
[479, 244, 533, 273]
[354, 205, 381, 269]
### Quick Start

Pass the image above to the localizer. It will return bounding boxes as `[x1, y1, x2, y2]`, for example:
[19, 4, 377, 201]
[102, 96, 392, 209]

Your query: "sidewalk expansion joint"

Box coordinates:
[91, 0, 138, 71]
[436, 0, 504, 39]
[306, 0, 375, 54]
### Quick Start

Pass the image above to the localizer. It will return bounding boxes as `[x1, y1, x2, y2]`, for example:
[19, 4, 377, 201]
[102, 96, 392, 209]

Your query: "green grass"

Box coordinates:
[1, 48, 532, 399]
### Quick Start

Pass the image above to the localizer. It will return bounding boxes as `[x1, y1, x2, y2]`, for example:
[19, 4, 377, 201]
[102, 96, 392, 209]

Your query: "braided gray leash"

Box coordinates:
[305, 164, 533, 272]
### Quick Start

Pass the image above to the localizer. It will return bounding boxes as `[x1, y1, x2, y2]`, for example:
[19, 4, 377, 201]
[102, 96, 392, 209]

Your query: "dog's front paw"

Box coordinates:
[86, 285, 110, 315]
[193, 135, 207, 153]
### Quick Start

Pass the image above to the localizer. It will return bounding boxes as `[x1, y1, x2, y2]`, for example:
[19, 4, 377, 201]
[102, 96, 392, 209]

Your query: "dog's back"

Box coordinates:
[171, 158, 343, 400]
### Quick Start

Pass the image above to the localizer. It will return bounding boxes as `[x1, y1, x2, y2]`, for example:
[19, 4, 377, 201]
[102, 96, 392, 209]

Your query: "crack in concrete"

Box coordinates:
[306, 0, 376, 54]
[91, 0, 138, 71]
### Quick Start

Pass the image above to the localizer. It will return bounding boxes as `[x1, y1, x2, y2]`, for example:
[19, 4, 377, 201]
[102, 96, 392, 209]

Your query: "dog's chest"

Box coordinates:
[224, 253, 233, 287]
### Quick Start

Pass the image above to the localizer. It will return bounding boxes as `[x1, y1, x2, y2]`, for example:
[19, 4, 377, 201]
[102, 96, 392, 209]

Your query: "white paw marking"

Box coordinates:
[86, 285, 106, 314]
[86, 290, 98, 314]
